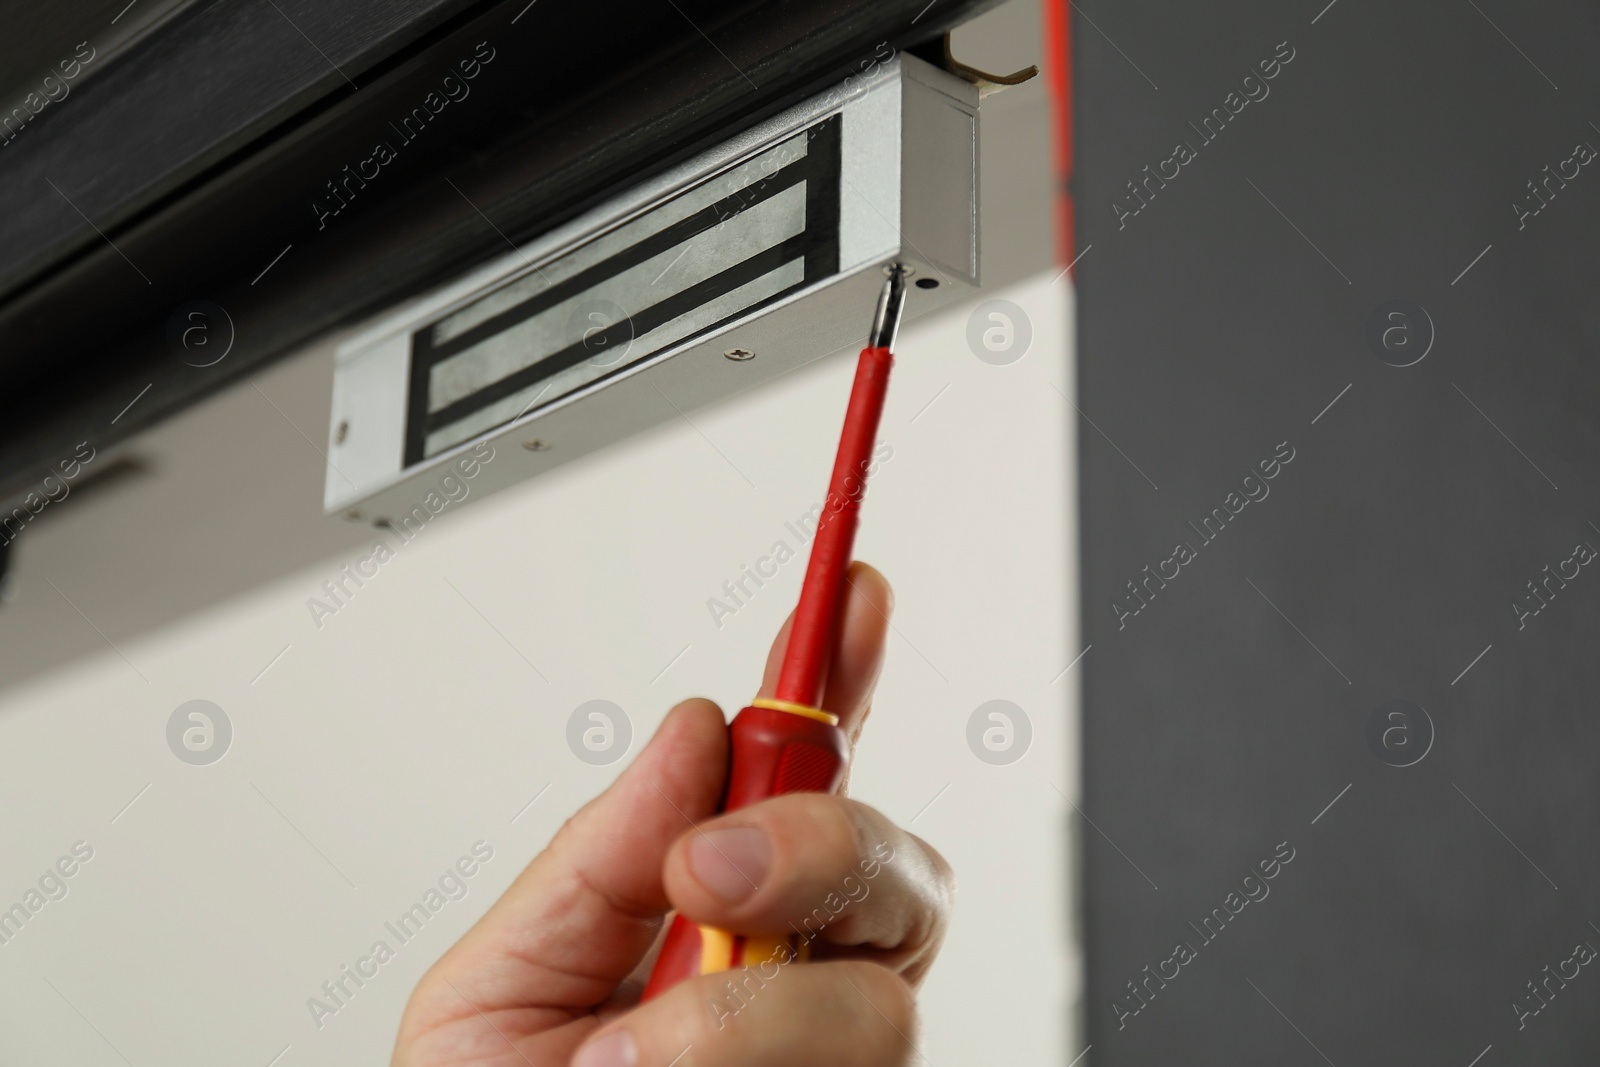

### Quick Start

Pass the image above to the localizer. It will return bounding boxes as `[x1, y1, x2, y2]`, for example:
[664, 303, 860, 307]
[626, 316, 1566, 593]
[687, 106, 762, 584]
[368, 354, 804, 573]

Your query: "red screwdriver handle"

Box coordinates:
[725, 704, 850, 808]
[641, 704, 848, 1001]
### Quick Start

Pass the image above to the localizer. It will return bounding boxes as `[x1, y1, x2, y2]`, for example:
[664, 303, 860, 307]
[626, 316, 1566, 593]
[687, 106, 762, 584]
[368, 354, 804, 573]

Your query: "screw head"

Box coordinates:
[335, 420, 350, 444]
[522, 439, 552, 452]
[341, 508, 364, 522]
[723, 348, 755, 362]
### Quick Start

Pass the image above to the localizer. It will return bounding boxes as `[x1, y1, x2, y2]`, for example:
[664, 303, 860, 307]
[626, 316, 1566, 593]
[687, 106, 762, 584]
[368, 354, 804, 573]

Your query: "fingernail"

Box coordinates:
[573, 1030, 637, 1067]
[689, 826, 770, 902]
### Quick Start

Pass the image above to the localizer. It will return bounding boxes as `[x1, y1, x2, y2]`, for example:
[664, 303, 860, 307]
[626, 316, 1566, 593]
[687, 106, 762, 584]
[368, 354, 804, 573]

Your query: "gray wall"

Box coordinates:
[1076, 0, 1600, 1062]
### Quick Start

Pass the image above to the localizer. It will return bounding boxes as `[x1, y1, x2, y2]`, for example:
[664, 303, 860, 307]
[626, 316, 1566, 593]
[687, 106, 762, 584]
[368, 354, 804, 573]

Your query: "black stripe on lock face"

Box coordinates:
[403, 115, 843, 467]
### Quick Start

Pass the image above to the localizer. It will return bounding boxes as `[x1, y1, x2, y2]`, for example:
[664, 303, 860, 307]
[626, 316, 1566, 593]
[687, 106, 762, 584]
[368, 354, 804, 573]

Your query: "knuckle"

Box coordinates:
[836, 803, 955, 915]
[912, 833, 957, 909]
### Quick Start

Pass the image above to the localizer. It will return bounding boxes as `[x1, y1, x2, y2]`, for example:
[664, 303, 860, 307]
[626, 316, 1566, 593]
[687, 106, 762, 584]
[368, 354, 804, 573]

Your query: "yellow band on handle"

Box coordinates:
[750, 698, 839, 726]
[697, 929, 807, 977]
[697, 925, 736, 974]
[742, 933, 798, 969]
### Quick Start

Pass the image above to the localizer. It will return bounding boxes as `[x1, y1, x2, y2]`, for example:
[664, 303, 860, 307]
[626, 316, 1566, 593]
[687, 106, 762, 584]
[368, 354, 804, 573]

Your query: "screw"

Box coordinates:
[335, 420, 350, 444]
[342, 509, 364, 522]
[523, 439, 552, 452]
[724, 348, 755, 361]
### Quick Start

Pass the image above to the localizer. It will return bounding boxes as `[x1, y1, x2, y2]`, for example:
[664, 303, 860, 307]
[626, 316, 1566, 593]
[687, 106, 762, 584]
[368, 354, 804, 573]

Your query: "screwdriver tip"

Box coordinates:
[869, 264, 910, 352]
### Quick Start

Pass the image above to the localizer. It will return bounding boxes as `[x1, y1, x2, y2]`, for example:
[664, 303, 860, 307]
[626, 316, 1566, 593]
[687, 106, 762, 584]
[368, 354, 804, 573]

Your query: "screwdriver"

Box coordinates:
[641, 264, 910, 1000]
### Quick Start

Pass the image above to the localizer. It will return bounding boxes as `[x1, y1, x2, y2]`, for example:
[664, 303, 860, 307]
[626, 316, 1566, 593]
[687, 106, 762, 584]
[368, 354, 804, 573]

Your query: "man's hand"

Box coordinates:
[393, 563, 954, 1067]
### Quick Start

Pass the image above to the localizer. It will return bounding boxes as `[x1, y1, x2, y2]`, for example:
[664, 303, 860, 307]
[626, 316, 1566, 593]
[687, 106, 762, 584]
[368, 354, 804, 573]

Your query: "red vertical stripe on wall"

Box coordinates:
[1040, 0, 1074, 272]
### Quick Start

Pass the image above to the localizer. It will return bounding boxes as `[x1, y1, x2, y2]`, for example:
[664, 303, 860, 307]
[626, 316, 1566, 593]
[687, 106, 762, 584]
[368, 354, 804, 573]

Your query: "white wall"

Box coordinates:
[0, 268, 1077, 1066]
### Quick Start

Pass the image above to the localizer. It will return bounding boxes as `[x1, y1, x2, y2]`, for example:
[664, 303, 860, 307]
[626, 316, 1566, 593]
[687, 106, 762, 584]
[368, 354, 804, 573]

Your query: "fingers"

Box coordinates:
[757, 561, 894, 737]
[660, 794, 954, 985]
[823, 563, 894, 739]
[400, 700, 729, 1036]
[572, 960, 921, 1067]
